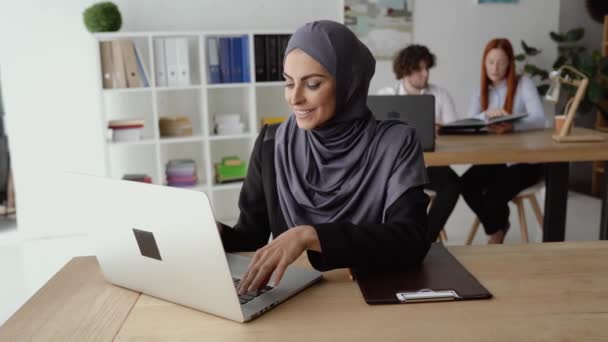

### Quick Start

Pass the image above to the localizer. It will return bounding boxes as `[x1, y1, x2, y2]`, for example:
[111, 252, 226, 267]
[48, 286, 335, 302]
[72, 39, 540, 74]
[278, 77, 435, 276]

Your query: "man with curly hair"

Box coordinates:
[378, 44, 460, 242]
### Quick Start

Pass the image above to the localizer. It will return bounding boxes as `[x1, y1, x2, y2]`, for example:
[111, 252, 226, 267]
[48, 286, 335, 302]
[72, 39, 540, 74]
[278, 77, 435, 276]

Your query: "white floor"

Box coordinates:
[0, 191, 602, 325]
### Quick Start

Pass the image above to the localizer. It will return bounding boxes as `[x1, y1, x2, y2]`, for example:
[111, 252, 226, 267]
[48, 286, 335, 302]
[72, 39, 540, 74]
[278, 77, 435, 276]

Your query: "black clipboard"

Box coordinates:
[353, 243, 493, 304]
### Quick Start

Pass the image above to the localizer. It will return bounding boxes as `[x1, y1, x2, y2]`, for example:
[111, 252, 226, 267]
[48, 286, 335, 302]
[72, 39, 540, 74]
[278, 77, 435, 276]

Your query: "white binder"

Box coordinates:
[164, 38, 179, 87]
[153, 39, 168, 87]
[176, 38, 191, 86]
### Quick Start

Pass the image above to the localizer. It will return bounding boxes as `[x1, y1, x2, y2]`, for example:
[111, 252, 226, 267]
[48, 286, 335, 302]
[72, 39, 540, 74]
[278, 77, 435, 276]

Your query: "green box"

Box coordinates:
[215, 157, 247, 183]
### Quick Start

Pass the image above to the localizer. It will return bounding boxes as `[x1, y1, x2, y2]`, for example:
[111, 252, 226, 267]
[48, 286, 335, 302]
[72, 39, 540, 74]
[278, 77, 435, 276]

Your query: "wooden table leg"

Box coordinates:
[600, 164, 608, 240]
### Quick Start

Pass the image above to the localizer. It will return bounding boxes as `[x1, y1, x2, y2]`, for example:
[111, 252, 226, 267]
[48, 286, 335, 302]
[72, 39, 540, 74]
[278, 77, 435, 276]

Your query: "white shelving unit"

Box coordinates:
[94, 30, 292, 224]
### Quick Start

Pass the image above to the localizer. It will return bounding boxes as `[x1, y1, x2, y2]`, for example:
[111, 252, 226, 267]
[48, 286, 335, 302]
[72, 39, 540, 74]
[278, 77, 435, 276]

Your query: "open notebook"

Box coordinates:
[440, 113, 528, 133]
[353, 243, 493, 304]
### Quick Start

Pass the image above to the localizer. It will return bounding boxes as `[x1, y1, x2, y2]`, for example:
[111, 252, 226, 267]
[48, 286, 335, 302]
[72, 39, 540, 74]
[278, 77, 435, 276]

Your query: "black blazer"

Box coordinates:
[220, 124, 431, 272]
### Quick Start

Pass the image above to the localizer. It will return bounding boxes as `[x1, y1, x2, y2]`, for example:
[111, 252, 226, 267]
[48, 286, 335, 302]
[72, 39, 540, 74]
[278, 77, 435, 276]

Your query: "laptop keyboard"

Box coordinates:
[233, 277, 273, 305]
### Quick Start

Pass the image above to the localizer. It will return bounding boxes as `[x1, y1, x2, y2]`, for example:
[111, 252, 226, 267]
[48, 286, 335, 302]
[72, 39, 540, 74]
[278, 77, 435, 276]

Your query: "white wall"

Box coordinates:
[0, 0, 580, 238]
[369, 0, 561, 118]
[119, 0, 342, 32]
[559, 0, 604, 53]
[0, 0, 342, 238]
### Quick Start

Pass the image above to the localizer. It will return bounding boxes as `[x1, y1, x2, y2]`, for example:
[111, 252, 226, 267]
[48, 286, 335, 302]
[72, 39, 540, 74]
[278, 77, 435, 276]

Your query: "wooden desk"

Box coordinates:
[424, 128, 608, 241]
[2, 242, 608, 341]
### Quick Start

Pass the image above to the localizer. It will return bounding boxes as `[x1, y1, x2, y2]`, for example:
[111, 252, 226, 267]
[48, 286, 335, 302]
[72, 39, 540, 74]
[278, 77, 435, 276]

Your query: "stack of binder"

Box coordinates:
[206, 35, 250, 84]
[254, 34, 291, 82]
[166, 159, 197, 187]
[100, 40, 149, 89]
[154, 37, 191, 87]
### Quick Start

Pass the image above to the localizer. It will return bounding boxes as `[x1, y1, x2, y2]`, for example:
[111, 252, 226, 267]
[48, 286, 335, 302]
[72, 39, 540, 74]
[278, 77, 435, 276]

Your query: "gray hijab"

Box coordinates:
[275, 20, 428, 228]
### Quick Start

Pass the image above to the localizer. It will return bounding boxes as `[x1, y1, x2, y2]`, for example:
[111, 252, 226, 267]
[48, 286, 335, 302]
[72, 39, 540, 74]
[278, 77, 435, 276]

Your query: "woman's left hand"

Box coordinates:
[488, 122, 513, 134]
[237, 225, 321, 294]
[435, 123, 442, 135]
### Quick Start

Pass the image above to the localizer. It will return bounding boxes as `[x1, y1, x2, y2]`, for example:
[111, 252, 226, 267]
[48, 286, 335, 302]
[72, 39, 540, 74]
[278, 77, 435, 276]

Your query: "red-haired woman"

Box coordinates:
[461, 38, 546, 244]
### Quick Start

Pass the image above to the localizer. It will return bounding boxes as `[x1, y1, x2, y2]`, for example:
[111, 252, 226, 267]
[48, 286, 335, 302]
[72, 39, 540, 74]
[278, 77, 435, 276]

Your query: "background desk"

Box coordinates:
[1, 241, 607, 341]
[424, 128, 608, 241]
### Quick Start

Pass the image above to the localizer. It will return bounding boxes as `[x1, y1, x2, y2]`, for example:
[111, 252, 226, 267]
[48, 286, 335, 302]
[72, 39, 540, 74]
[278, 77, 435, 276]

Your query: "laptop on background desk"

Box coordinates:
[367, 95, 435, 151]
[67, 174, 322, 323]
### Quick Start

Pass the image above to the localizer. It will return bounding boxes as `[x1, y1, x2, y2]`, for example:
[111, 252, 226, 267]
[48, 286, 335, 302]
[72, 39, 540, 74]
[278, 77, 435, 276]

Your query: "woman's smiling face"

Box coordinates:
[283, 48, 336, 130]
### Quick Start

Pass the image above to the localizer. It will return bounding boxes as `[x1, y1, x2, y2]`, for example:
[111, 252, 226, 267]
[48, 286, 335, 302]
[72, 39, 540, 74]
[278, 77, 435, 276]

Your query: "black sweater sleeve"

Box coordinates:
[219, 126, 271, 252]
[307, 186, 431, 272]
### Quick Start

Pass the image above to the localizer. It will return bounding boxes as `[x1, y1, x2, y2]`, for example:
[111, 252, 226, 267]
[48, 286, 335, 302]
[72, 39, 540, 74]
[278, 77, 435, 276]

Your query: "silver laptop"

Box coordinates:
[68, 174, 322, 322]
[367, 95, 436, 151]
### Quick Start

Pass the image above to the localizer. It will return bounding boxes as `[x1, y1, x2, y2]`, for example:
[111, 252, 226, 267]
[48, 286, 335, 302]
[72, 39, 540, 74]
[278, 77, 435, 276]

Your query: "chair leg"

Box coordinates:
[428, 195, 444, 243]
[439, 229, 448, 242]
[466, 218, 480, 245]
[514, 198, 529, 243]
[528, 194, 544, 228]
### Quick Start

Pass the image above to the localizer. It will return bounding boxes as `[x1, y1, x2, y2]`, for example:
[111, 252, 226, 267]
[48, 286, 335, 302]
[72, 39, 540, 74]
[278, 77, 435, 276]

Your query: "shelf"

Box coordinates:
[212, 181, 244, 191]
[159, 136, 204, 144]
[206, 83, 251, 89]
[103, 87, 152, 94]
[165, 184, 208, 192]
[108, 139, 156, 147]
[99, 29, 292, 226]
[255, 81, 285, 87]
[156, 85, 202, 92]
[208, 133, 252, 141]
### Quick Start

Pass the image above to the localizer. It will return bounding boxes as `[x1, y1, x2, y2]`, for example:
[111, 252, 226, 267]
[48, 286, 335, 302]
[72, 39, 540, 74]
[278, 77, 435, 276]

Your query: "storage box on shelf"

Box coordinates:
[95, 30, 292, 221]
[157, 88, 202, 138]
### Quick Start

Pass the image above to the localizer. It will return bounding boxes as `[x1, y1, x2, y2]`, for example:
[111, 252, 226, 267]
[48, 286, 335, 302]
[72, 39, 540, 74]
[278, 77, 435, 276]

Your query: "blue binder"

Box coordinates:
[230, 37, 243, 83]
[241, 35, 250, 83]
[207, 37, 222, 84]
[218, 37, 232, 83]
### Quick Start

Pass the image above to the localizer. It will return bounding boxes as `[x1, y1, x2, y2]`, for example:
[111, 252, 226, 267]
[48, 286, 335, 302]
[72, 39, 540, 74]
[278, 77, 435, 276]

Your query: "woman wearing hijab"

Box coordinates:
[219, 20, 430, 294]
[461, 38, 546, 244]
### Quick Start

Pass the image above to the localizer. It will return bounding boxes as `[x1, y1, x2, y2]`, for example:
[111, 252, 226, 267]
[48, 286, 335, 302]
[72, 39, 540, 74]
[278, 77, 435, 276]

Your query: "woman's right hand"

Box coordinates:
[485, 108, 507, 119]
[237, 225, 320, 294]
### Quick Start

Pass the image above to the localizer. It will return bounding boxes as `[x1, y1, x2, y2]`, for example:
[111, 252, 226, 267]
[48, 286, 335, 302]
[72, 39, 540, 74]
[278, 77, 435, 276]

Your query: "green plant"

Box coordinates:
[83, 2, 122, 33]
[516, 28, 608, 118]
[515, 41, 550, 95]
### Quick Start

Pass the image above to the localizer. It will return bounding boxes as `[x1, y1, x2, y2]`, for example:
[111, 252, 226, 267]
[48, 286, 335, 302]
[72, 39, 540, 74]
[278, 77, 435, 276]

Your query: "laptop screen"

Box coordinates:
[367, 95, 435, 152]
